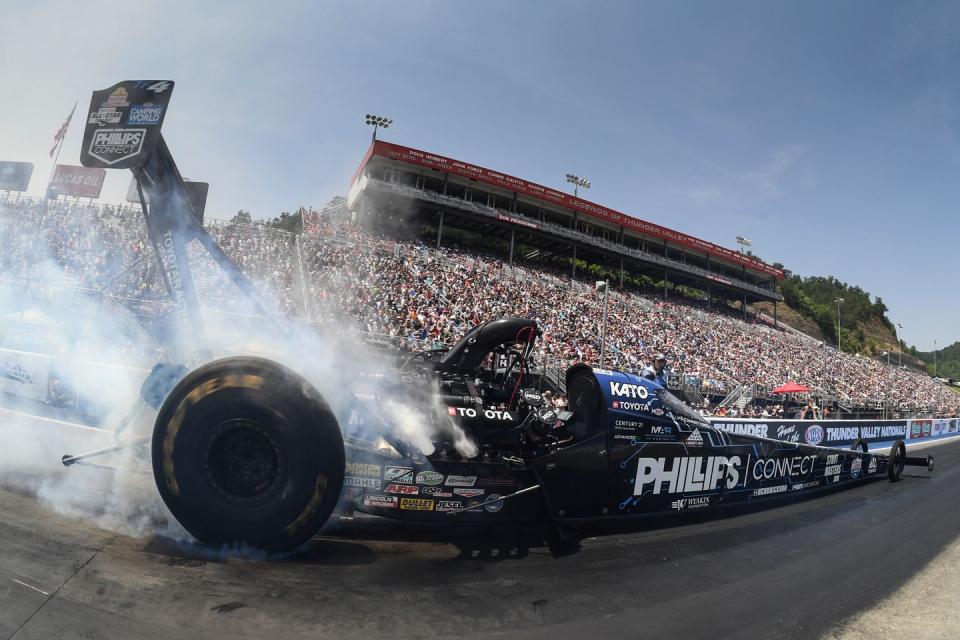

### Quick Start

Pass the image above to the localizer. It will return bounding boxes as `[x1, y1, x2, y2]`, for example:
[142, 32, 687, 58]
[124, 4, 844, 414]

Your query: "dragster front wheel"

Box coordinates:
[151, 357, 344, 552]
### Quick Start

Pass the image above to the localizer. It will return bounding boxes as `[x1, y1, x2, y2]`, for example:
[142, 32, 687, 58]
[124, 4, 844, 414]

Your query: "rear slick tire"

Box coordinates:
[151, 357, 344, 553]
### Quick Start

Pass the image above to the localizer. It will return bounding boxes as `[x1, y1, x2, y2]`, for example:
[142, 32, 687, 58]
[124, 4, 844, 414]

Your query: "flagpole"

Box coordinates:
[43, 100, 76, 207]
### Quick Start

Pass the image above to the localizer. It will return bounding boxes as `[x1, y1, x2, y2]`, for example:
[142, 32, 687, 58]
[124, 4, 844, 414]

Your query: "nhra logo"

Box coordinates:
[634, 456, 742, 496]
[805, 425, 824, 445]
[88, 128, 146, 165]
[609, 381, 649, 399]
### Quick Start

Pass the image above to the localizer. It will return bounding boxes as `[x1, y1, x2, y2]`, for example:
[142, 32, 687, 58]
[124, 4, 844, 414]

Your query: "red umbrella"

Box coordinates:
[772, 382, 810, 394]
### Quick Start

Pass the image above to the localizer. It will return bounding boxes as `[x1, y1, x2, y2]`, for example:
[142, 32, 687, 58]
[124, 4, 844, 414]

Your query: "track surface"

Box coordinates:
[1, 436, 958, 640]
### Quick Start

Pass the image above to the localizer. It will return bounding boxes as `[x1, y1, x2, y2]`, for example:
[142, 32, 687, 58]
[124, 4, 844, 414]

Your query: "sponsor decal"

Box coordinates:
[464, 500, 484, 513]
[346, 462, 381, 478]
[445, 475, 477, 487]
[826, 427, 859, 442]
[484, 494, 505, 513]
[752, 485, 788, 497]
[867, 458, 877, 475]
[791, 480, 821, 490]
[384, 484, 419, 495]
[751, 456, 816, 481]
[1, 361, 33, 384]
[612, 400, 649, 411]
[88, 108, 123, 125]
[343, 476, 381, 489]
[776, 425, 800, 443]
[911, 423, 922, 438]
[453, 488, 485, 498]
[824, 454, 842, 479]
[805, 425, 824, 446]
[850, 457, 863, 480]
[614, 419, 643, 430]
[102, 87, 130, 108]
[609, 381, 649, 399]
[652, 407, 665, 416]
[671, 496, 711, 510]
[415, 471, 444, 486]
[134, 80, 172, 93]
[87, 128, 146, 165]
[858, 425, 906, 439]
[127, 103, 164, 125]
[476, 476, 514, 488]
[421, 486, 453, 497]
[435, 500, 464, 512]
[447, 406, 514, 421]
[384, 466, 414, 484]
[634, 456, 742, 496]
[399, 497, 434, 511]
[686, 428, 704, 447]
[362, 494, 397, 509]
[713, 422, 770, 439]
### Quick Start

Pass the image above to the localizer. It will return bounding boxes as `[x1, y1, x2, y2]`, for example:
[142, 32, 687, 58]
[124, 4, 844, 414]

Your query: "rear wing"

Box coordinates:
[81, 81, 174, 169]
[79, 80, 287, 362]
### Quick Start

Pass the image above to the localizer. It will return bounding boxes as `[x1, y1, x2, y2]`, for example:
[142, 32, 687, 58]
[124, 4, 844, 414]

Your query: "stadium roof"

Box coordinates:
[352, 140, 784, 281]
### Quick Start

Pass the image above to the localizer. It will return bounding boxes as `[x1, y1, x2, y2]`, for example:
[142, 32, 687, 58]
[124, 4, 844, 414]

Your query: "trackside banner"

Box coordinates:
[709, 418, 909, 448]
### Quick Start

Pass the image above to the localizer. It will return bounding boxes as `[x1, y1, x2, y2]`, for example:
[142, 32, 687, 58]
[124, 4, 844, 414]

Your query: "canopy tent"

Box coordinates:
[771, 382, 810, 394]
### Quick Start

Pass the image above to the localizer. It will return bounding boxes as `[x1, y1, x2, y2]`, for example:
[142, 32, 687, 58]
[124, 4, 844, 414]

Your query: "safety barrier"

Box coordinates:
[709, 417, 960, 449]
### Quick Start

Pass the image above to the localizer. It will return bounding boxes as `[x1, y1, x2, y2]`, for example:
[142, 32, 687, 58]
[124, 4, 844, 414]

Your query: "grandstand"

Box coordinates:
[347, 140, 784, 318]
[1, 192, 958, 419]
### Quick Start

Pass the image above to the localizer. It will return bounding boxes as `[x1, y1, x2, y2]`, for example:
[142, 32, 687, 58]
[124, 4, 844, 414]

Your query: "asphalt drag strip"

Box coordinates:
[1, 411, 958, 639]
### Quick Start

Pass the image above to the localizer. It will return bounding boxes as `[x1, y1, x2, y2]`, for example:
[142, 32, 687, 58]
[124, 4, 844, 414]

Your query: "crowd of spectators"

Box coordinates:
[2, 195, 958, 417]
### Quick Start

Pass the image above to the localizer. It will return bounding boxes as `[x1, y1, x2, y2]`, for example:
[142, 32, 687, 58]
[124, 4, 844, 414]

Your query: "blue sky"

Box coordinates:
[2, 1, 958, 349]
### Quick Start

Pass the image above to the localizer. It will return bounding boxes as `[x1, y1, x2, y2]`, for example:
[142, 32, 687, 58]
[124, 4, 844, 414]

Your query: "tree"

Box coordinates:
[232, 210, 252, 225]
[266, 210, 302, 234]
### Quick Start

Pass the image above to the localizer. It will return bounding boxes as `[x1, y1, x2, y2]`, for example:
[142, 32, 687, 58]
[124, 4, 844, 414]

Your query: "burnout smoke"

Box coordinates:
[0, 193, 477, 543]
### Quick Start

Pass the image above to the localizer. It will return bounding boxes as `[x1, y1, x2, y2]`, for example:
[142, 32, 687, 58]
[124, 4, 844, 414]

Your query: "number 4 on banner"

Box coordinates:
[142, 81, 171, 93]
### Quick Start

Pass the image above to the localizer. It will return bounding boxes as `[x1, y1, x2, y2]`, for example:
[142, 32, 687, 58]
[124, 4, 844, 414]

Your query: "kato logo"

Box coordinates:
[609, 381, 649, 399]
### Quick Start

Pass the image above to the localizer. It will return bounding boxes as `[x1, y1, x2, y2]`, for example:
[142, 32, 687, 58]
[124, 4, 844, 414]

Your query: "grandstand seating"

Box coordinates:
[2, 196, 957, 417]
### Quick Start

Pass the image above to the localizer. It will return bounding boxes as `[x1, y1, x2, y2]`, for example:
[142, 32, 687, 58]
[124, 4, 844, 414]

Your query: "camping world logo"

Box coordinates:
[88, 128, 146, 165]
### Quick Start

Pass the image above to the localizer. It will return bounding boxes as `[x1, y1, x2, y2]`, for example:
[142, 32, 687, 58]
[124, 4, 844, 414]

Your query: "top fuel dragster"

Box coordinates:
[58, 81, 934, 553]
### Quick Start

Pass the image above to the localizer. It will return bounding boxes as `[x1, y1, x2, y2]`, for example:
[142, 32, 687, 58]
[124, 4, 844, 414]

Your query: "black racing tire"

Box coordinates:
[849, 438, 869, 454]
[887, 439, 906, 482]
[151, 357, 344, 552]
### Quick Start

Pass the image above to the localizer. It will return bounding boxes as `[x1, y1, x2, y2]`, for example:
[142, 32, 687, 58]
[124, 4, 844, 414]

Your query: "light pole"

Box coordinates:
[934, 339, 938, 377]
[897, 323, 903, 367]
[365, 114, 393, 142]
[565, 173, 591, 197]
[597, 280, 610, 369]
[736, 236, 752, 254]
[835, 297, 845, 352]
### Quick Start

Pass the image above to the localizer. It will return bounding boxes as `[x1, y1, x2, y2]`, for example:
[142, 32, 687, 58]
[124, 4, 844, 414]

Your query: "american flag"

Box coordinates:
[49, 102, 76, 157]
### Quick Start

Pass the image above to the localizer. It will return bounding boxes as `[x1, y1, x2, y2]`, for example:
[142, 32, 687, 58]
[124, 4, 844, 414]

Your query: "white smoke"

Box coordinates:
[0, 195, 476, 544]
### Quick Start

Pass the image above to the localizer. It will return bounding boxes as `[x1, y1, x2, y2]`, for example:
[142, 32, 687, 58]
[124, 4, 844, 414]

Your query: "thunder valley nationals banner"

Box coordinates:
[49, 164, 106, 198]
[709, 418, 909, 448]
